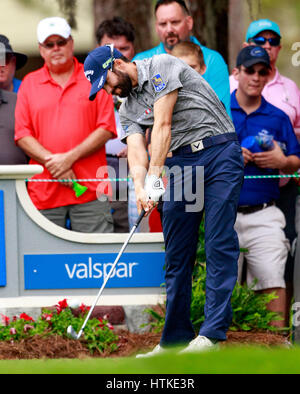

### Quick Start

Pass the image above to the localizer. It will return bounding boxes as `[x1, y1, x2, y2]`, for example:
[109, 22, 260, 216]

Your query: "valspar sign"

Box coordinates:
[24, 252, 165, 290]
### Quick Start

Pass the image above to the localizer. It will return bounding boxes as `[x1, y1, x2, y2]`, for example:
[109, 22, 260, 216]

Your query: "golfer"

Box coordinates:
[84, 45, 244, 355]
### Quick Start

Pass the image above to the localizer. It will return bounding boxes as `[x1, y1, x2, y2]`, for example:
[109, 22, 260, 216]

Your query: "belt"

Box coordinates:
[237, 201, 275, 215]
[172, 132, 238, 156]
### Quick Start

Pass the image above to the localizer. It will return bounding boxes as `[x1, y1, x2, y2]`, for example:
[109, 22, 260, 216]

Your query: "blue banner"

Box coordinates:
[0, 191, 6, 287]
[24, 252, 165, 290]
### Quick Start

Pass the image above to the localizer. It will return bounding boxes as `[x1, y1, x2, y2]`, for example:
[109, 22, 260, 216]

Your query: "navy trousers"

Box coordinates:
[161, 140, 244, 346]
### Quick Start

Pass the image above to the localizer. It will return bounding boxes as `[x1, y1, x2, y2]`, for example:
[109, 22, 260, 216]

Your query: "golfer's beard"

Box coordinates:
[113, 70, 132, 98]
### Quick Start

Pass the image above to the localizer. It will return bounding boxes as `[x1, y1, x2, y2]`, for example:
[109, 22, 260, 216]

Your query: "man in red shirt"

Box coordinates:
[15, 17, 117, 232]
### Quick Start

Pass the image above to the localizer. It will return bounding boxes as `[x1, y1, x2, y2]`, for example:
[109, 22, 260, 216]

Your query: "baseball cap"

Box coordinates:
[37, 17, 71, 44]
[246, 19, 281, 42]
[0, 35, 27, 69]
[84, 45, 123, 101]
[236, 46, 271, 69]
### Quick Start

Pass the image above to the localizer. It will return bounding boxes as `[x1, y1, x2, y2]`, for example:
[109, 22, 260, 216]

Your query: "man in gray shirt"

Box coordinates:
[0, 89, 27, 164]
[84, 45, 244, 355]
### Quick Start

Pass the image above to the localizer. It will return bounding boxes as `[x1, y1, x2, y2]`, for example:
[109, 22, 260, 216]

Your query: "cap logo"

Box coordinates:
[250, 47, 265, 57]
[258, 21, 271, 27]
[102, 58, 112, 69]
[98, 75, 104, 88]
[84, 70, 94, 82]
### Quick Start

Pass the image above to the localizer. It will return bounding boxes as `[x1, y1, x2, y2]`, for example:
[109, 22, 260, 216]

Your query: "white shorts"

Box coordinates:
[235, 205, 290, 291]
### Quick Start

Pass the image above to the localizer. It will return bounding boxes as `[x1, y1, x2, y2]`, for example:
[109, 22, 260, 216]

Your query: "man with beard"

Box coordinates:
[84, 45, 244, 355]
[15, 17, 117, 232]
[133, 0, 231, 116]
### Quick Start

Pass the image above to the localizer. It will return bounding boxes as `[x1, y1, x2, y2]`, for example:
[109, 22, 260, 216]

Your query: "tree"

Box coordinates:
[93, 0, 154, 54]
[187, 0, 230, 62]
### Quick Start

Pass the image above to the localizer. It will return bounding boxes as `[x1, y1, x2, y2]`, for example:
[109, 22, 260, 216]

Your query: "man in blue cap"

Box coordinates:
[84, 45, 244, 355]
[230, 19, 300, 328]
[231, 45, 300, 328]
[230, 19, 300, 137]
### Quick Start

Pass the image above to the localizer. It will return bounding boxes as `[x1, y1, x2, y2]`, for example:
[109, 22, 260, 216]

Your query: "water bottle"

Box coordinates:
[241, 136, 262, 153]
[256, 134, 274, 150]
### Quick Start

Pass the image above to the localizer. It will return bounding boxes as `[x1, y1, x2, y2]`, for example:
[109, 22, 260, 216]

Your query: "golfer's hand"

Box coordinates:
[135, 186, 152, 216]
[145, 175, 165, 202]
[45, 152, 75, 178]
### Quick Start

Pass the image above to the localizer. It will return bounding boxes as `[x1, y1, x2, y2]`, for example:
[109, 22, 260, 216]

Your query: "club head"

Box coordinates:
[67, 325, 78, 340]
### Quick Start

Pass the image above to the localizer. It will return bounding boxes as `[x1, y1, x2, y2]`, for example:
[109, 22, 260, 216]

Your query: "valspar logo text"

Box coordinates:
[24, 252, 165, 289]
[65, 257, 138, 280]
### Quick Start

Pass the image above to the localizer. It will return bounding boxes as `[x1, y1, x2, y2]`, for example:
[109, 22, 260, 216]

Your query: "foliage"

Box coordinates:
[144, 219, 283, 334]
[0, 299, 118, 354]
[144, 263, 282, 334]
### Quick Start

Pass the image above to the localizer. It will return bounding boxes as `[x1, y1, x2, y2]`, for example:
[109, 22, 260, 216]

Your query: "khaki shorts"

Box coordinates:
[235, 205, 290, 291]
[40, 198, 114, 233]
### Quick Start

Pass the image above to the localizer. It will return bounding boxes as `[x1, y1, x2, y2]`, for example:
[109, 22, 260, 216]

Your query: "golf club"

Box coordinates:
[67, 208, 146, 340]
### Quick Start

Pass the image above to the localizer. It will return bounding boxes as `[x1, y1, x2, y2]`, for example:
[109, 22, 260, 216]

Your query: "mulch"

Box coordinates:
[0, 330, 291, 360]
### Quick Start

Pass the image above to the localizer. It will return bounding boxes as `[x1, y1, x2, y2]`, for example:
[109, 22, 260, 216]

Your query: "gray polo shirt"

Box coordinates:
[119, 54, 235, 151]
[0, 89, 28, 164]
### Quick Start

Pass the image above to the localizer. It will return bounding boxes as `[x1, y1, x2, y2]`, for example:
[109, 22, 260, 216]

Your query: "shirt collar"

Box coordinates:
[231, 89, 269, 114]
[266, 68, 283, 87]
[39, 57, 79, 84]
[134, 60, 149, 93]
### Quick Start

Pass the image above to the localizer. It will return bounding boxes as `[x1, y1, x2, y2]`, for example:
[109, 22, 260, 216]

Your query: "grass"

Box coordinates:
[1, 346, 300, 374]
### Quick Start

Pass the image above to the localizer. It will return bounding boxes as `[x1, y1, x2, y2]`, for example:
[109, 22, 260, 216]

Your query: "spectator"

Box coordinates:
[0, 89, 28, 164]
[133, 0, 231, 116]
[231, 46, 300, 327]
[15, 17, 117, 233]
[230, 19, 300, 136]
[170, 41, 206, 75]
[0, 34, 27, 93]
[95, 17, 136, 233]
[229, 19, 300, 325]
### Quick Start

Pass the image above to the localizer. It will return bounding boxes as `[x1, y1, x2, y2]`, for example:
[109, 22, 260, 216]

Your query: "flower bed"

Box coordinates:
[0, 299, 118, 355]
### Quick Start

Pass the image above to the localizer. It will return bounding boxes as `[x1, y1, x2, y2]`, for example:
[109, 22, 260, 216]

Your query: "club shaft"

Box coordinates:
[77, 209, 145, 339]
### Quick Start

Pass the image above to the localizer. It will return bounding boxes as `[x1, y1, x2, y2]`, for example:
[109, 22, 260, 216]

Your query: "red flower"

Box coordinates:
[55, 298, 68, 314]
[23, 324, 34, 333]
[79, 303, 90, 314]
[42, 313, 53, 322]
[1, 314, 10, 326]
[9, 328, 17, 335]
[98, 318, 104, 328]
[20, 313, 34, 322]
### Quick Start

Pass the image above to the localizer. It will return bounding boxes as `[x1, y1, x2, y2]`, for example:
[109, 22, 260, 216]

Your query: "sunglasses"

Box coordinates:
[242, 66, 269, 76]
[249, 36, 281, 47]
[41, 38, 70, 49]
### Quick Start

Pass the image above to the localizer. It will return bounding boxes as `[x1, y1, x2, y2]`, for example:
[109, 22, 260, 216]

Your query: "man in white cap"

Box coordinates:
[14, 17, 117, 232]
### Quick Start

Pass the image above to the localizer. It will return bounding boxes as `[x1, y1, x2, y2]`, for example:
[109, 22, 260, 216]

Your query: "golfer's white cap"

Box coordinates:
[37, 17, 71, 43]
